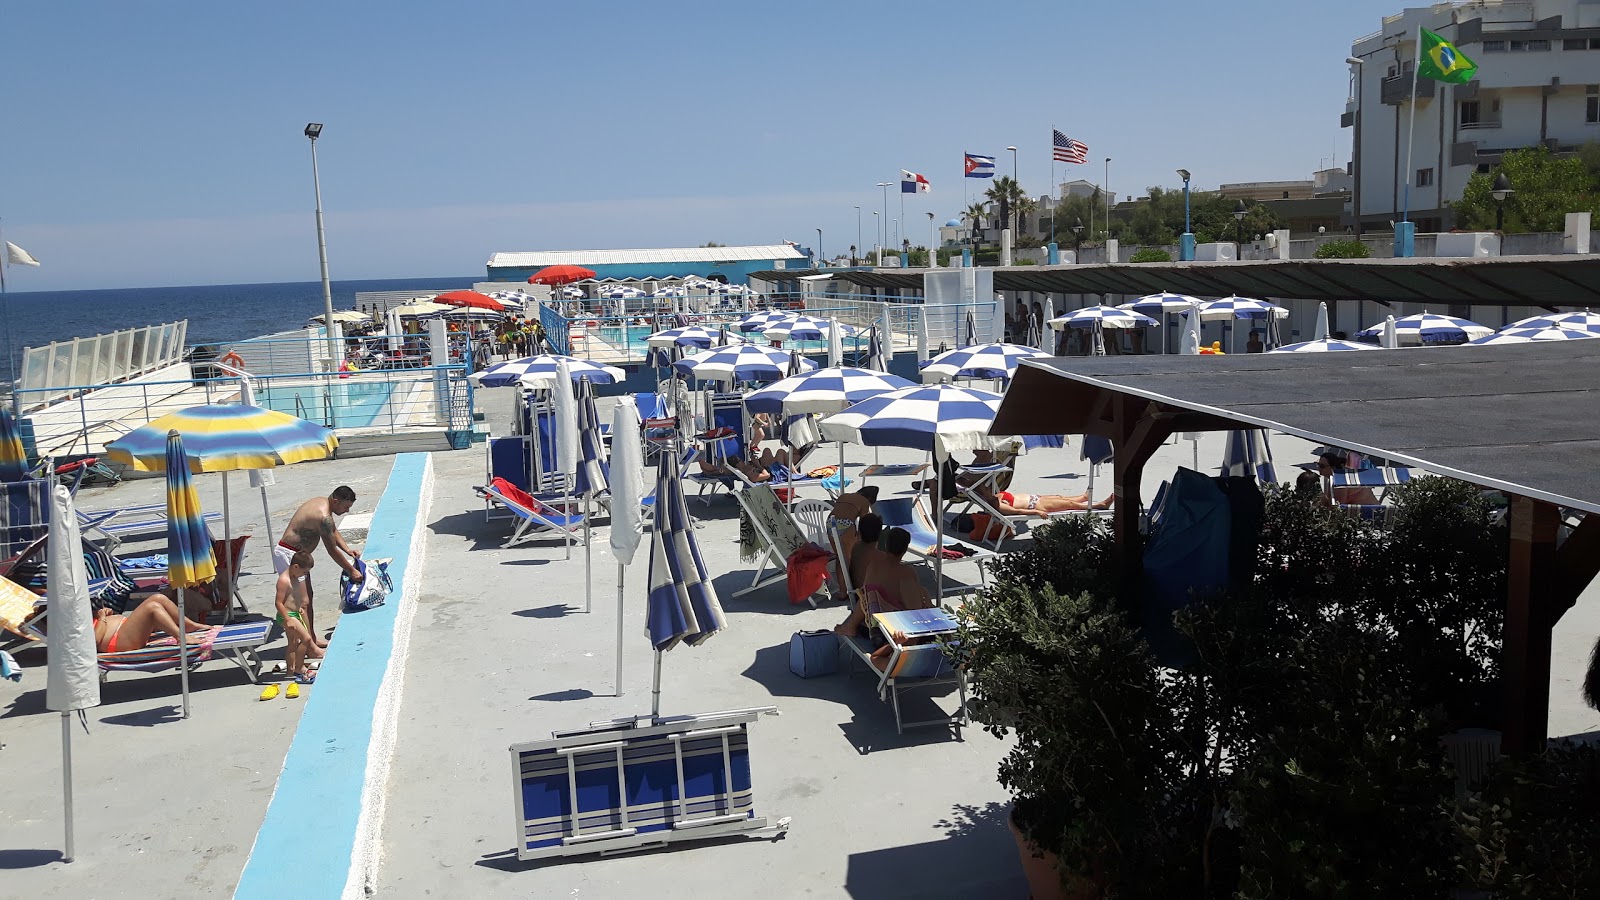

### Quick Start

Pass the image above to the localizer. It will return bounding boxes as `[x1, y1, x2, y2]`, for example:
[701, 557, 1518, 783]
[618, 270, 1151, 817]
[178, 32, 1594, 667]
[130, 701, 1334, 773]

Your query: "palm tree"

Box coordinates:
[1016, 196, 1039, 239]
[964, 202, 988, 248]
[984, 176, 1028, 235]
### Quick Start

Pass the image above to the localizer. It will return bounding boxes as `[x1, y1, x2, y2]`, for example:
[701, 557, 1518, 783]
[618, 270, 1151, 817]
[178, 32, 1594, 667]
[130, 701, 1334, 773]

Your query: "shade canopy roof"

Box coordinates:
[991, 341, 1600, 514]
[752, 255, 1600, 307]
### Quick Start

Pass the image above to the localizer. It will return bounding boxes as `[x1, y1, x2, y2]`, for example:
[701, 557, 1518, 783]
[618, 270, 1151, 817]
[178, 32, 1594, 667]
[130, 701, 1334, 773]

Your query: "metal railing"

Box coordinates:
[16, 365, 473, 458]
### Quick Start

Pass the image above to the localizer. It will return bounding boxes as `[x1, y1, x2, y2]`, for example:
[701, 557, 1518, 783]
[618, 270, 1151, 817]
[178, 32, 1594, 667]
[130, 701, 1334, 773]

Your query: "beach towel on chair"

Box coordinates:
[785, 543, 833, 605]
[341, 557, 394, 613]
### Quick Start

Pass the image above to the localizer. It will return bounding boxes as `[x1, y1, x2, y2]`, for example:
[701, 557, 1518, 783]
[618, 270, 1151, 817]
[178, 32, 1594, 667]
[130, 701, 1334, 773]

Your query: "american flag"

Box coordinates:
[1053, 130, 1088, 164]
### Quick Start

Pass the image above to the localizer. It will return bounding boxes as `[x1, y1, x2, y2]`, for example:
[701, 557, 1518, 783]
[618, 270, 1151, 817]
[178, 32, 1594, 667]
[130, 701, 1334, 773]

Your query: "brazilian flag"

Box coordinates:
[1418, 27, 1477, 84]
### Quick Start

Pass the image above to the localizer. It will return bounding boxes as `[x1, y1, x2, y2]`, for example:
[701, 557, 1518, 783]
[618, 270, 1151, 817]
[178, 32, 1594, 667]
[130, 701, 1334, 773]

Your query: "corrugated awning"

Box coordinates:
[991, 340, 1600, 514]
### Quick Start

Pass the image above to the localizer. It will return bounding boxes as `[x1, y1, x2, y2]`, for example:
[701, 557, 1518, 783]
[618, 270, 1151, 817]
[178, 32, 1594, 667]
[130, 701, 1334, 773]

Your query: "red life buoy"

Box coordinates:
[219, 351, 246, 370]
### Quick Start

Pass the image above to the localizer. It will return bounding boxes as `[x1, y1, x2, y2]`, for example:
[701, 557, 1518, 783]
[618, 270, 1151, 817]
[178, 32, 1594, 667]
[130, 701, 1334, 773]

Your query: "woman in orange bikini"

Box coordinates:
[988, 487, 1113, 517]
[93, 594, 214, 654]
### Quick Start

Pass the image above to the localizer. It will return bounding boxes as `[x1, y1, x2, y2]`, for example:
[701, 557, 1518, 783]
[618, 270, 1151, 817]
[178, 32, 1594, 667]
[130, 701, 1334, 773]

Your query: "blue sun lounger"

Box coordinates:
[837, 607, 968, 734]
[509, 707, 787, 862]
[475, 482, 586, 557]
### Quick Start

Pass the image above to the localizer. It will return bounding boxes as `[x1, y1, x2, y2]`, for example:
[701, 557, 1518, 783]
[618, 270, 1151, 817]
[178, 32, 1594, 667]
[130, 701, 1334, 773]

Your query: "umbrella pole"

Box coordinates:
[584, 494, 592, 614]
[932, 453, 943, 595]
[61, 712, 75, 862]
[259, 487, 273, 552]
[221, 472, 232, 623]
[614, 563, 625, 696]
[177, 587, 191, 719]
[650, 649, 663, 722]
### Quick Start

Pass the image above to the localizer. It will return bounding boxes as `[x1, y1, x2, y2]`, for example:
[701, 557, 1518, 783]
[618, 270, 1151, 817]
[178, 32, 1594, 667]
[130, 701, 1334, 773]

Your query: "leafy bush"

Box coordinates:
[1457, 740, 1600, 896]
[1312, 239, 1372, 259]
[1129, 247, 1172, 263]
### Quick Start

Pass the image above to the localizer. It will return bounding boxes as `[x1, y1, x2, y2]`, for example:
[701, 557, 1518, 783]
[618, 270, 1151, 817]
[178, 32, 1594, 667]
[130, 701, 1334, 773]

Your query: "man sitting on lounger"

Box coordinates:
[975, 485, 1112, 518]
[93, 595, 215, 655]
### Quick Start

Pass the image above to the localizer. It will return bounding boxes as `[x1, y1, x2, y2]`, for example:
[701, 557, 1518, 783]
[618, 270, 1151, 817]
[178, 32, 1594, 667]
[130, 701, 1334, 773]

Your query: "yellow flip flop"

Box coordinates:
[259, 684, 280, 701]
[286, 682, 300, 700]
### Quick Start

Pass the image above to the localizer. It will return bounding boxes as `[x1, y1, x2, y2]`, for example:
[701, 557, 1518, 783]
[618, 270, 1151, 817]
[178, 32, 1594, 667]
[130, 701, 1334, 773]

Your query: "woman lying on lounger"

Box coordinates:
[93, 595, 215, 654]
[974, 485, 1112, 518]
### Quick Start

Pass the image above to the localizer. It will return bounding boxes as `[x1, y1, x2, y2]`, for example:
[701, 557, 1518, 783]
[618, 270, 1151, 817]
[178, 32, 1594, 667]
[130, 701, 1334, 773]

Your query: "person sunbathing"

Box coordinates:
[981, 486, 1112, 517]
[697, 453, 773, 483]
[93, 595, 214, 655]
[834, 528, 930, 663]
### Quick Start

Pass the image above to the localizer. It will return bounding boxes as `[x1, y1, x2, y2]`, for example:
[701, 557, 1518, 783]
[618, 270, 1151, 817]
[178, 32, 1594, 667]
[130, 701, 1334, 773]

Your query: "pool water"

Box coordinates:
[258, 379, 397, 428]
[595, 326, 865, 355]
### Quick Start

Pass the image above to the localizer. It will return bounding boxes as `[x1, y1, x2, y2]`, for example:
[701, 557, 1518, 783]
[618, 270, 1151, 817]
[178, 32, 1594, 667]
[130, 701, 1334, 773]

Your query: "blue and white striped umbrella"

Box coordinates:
[820, 384, 1010, 458]
[672, 344, 814, 384]
[736, 311, 793, 333]
[646, 325, 729, 349]
[744, 367, 914, 416]
[919, 342, 1050, 383]
[471, 354, 626, 388]
[1355, 313, 1492, 345]
[1269, 338, 1378, 353]
[1121, 292, 1202, 315]
[1468, 326, 1600, 346]
[645, 448, 725, 652]
[1187, 296, 1289, 321]
[864, 325, 888, 372]
[1503, 311, 1600, 335]
[572, 379, 609, 496]
[763, 316, 830, 342]
[1221, 429, 1278, 485]
[1048, 305, 1159, 330]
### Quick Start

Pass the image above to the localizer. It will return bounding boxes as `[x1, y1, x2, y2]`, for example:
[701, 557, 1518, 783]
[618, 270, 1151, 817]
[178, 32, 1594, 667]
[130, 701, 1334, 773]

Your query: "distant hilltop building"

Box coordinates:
[485, 244, 809, 284]
[1344, 0, 1600, 232]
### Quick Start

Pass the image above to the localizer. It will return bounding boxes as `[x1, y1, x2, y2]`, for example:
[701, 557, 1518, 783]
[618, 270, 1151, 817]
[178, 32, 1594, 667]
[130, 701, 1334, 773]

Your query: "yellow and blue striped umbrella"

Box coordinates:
[0, 408, 28, 482]
[165, 430, 216, 588]
[105, 404, 337, 474]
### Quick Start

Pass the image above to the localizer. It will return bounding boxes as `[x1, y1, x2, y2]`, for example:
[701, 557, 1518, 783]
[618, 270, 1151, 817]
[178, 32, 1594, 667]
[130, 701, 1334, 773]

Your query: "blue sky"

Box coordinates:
[1, 0, 1401, 291]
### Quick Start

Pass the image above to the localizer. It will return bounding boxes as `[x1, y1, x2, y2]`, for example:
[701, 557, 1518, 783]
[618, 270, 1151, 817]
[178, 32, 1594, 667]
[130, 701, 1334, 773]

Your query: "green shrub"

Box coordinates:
[1313, 239, 1372, 259]
[1457, 740, 1600, 896]
[1129, 247, 1172, 263]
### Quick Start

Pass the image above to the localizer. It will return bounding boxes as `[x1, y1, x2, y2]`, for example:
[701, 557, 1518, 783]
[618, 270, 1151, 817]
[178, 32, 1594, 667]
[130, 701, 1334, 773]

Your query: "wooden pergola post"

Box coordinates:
[1109, 395, 1175, 613]
[1502, 499, 1600, 755]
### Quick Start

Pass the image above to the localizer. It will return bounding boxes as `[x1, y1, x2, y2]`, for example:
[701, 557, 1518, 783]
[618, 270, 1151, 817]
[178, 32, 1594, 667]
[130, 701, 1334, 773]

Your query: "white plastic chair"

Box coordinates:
[790, 499, 833, 547]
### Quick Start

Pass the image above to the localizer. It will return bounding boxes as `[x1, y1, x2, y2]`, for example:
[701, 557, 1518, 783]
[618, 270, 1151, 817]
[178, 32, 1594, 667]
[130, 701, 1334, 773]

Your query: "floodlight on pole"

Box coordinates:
[875, 182, 892, 266]
[1177, 168, 1194, 260]
[305, 123, 339, 391]
[1491, 173, 1514, 231]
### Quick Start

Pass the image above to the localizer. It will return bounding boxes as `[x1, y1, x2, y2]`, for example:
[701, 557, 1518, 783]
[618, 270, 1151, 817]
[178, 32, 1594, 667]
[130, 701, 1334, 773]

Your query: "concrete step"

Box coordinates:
[335, 429, 456, 458]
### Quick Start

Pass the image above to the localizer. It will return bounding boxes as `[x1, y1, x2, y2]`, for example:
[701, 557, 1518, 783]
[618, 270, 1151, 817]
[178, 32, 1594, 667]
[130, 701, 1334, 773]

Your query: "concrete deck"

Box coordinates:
[4, 387, 1597, 900]
[0, 453, 397, 897]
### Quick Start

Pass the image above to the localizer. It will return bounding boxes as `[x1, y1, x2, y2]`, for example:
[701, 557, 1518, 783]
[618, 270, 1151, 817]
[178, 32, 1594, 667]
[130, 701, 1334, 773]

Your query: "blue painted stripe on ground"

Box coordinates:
[234, 453, 429, 899]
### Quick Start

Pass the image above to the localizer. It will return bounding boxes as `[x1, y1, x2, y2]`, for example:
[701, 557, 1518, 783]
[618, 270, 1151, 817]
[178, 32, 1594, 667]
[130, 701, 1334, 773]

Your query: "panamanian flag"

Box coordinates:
[964, 153, 995, 178]
[901, 170, 931, 193]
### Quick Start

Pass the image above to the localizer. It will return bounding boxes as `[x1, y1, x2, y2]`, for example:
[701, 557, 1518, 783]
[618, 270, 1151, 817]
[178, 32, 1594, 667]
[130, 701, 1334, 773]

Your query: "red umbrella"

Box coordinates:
[434, 290, 505, 311]
[528, 265, 596, 286]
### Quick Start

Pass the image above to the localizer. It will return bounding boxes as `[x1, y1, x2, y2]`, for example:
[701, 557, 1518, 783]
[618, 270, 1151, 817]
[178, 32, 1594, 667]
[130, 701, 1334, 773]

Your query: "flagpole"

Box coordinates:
[1402, 23, 1422, 224]
[1050, 132, 1057, 246]
[0, 219, 17, 398]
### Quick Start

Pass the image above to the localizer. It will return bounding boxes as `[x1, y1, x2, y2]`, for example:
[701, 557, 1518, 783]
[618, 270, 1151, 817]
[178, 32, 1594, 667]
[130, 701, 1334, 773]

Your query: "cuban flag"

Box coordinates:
[964, 153, 995, 178]
[901, 170, 931, 193]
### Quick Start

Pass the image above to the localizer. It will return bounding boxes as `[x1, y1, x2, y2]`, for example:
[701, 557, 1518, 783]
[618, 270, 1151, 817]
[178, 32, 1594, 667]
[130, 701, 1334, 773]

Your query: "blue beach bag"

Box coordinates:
[789, 630, 838, 678]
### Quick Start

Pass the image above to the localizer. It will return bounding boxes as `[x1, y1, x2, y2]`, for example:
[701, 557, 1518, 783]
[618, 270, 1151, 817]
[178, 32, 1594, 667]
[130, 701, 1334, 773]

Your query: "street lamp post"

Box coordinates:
[1006, 146, 1018, 183]
[1176, 168, 1194, 261]
[1346, 56, 1364, 236]
[304, 123, 339, 375]
[927, 212, 936, 268]
[854, 206, 862, 265]
[1491, 173, 1514, 232]
[875, 182, 892, 266]
[1233, 199, 1248, 252]
[1072, 217, 1084, 260]
[816, 228, 823, 268]
[872, 211, 881, 266]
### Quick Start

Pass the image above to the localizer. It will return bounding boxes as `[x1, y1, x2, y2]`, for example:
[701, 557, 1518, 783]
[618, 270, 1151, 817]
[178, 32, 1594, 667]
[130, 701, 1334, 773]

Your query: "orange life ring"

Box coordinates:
[219, 351, 246, 370]
[585, 320, 600, 327]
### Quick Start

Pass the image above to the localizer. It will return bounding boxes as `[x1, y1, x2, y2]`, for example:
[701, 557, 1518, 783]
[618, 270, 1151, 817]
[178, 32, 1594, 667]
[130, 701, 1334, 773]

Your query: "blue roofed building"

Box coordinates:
[486, 244, 811, 285]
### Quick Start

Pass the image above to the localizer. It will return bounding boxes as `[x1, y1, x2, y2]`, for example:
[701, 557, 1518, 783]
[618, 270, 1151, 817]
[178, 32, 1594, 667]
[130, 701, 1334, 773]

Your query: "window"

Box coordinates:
[1486, 38, 1551, 52]
[1460, 100, 1480, 126]
[1417, 168, 1435, 187]
[1589, 86, 1599, 124]
[1482, 39, 1506, 52]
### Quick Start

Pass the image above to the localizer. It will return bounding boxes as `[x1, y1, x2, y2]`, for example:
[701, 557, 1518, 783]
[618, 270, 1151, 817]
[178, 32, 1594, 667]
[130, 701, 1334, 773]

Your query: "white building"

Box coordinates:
[1344, 0, 1600, 232]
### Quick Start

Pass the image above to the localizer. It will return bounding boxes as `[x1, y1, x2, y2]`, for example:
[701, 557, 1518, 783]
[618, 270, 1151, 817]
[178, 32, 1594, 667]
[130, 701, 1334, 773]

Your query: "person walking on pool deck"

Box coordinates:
[276, 486, 362, 651]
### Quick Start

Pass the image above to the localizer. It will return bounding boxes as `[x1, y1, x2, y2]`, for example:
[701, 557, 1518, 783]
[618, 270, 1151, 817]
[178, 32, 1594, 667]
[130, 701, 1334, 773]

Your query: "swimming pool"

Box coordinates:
[257, 379, 397, 428]
[595, 326, 864, 355]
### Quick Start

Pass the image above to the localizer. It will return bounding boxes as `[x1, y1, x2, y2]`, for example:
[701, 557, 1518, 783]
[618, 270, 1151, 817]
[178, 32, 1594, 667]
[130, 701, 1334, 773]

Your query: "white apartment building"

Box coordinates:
[1343, 0, 1600, 232]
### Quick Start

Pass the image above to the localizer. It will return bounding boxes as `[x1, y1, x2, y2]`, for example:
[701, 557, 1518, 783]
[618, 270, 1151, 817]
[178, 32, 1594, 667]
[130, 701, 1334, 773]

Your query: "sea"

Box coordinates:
[0, 276, 482, 385]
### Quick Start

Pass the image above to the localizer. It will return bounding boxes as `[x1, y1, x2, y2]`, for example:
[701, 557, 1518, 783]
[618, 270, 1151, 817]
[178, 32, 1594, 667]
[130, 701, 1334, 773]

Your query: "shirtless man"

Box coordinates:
[276, 486, 362, 650]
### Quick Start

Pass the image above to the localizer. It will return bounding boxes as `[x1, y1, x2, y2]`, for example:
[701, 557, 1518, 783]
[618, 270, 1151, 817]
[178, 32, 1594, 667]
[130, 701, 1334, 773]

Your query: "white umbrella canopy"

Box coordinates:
[1503, 311, 1600, 334]
[1048, 306, 1159, 330]
[609, 397, 644, 695]
[1181, 303, 1204, 354]
[1270, 338, 1377, 353]
[1468, 326, 1600, 346]
[1382, 315, 1399, 349]
[1314, 302, 1330, 341]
